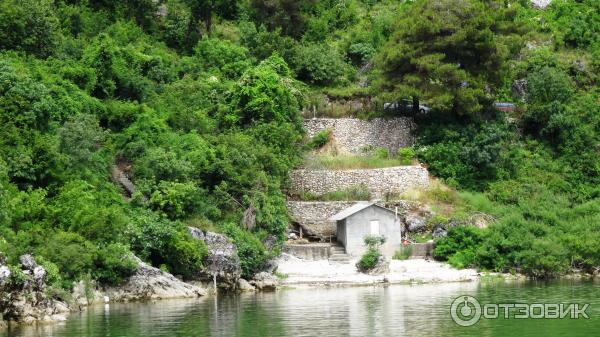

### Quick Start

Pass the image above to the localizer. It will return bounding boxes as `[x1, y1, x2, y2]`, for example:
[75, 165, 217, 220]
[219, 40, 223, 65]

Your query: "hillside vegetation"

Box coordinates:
[0, 0, 598, 289]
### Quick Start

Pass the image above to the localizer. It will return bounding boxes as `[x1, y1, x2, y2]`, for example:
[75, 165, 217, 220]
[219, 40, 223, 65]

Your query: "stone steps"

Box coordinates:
[329, 245, 351, 263]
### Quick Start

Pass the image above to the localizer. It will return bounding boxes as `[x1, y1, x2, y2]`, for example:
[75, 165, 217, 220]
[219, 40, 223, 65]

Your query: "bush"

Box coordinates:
[0, 0, 59, 57]
[397, 148, 415, 165]
[94, 243, 139, 285]
[357, 248, 380, 271]
[36, 231, 97, 289]
[393, 246, 412, 260]
[357, 235, 385, 272]
[307, 129, 331, 149]
[374, 147, 389, 159]
[294, 43, 347, 85]
[193, 39, 253, 78]
[433, 225, 483, 266]
[221, 223, 270, 279]
[127, 210, 207, 279]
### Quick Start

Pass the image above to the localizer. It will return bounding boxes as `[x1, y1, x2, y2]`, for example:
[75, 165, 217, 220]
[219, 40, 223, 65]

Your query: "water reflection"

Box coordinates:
[4, 281, 600, 337]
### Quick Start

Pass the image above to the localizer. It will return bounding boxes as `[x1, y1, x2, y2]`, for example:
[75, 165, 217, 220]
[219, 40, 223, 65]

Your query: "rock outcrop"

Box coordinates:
[188, 227, 242, 289]
[250, 272, 278, 291]
[0, 255, 70, 325]
[104, 256, 206, 302]
[237, 278, 256, 291]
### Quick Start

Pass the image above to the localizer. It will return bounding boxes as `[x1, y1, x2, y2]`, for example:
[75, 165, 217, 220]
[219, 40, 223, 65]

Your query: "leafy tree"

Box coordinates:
[0, 0, 59, 57]
[295, 43, 348, 85]
[229, 54, 303, 129]
[193, 39, 253, 78]
[249, 0, 313, 37]
[377, 0, 505, 115]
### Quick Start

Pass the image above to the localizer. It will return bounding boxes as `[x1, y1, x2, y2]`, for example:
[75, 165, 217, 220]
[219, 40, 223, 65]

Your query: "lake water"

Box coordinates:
[3, 280, 600, 337]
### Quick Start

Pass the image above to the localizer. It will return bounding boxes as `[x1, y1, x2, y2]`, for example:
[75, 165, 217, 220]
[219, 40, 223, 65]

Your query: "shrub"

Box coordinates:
[433, 225, 483, 267]
[221, 223, 270, 279]
[364, 235, 386, 249]
[393, 246, 412, 260]
[397, 148, 416, 165]
[357, 235, 385, 272]
[193, 39, 253, 78]
[374, 147, 389, 159]
[148, 181, 208, 220]
[127, 210, 207, 279]
[307, 129, 331, 149]
[357, 248, 380, 271]
[94, 243, 139, 285]
[294, 43, 347, 85]
[36, 231, 97, 288]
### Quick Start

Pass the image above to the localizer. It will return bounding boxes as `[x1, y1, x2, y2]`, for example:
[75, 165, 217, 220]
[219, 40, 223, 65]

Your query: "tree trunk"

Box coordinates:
[412, 96, 419, 115]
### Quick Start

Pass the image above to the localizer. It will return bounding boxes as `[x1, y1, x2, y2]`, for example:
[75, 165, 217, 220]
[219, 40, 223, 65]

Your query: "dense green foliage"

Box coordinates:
[0, 0, 598, 287]
[0, 0, 310, 288]
[401, 0, 600, 278]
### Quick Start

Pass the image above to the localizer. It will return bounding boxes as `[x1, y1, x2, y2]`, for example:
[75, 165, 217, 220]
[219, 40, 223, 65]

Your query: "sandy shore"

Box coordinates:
[277, 253, 481, 287]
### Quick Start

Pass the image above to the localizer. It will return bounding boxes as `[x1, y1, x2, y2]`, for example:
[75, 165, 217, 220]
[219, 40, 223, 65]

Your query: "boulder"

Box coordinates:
[104, 256, 206, 302]
[432, 226, 447, 239]
[531, 0, 552, 9]
[0, 265, 10, 288]
[406, 214, 427, 233]
[250, 272, 278, 291]
[188, 228, 242, 288]
[237, 278, 255, 292]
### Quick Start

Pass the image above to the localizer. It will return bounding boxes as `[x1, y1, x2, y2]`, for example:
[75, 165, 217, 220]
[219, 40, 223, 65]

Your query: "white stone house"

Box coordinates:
[329, 202, 402, 257]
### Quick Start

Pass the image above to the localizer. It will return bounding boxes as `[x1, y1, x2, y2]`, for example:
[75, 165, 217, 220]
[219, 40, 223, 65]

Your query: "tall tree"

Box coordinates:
[377, 0, 505, 115]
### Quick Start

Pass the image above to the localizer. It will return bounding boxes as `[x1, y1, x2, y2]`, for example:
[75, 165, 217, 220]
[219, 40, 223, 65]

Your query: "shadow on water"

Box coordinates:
[3, 280, 600, 337]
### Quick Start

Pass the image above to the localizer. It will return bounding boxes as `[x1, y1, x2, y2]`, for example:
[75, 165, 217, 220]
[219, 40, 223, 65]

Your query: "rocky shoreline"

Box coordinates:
[0, 229, 281, 328]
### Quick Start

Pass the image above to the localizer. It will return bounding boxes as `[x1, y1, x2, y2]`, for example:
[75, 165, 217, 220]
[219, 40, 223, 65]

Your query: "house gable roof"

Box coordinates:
[328, 202, 397, 221]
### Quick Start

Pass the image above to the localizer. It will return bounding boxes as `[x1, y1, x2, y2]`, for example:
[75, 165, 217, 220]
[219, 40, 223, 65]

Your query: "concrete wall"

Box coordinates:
[338, 207, 402, 257]
[282, 243, 332, 260]
[290, 166, 429, 199]
[286, 201, 357, 237]
[304, 117, 414, 155]
[409, 242, 434, 258]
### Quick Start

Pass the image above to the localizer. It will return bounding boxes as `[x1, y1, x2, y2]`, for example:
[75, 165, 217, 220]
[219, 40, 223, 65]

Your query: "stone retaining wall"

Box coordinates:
[409, 243, 434, 258]
[290, 166, 429, 199]
[282, 244, 332, 260]
[303, 117, 414, 155]
[286, 201, 358, 237]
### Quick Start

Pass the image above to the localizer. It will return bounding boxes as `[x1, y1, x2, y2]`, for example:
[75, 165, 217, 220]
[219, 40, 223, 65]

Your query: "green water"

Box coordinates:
[3, 280, 600, 337]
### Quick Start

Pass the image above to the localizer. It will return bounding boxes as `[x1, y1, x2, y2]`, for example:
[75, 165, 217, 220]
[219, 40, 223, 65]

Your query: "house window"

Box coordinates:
[370, 220, 380, 235]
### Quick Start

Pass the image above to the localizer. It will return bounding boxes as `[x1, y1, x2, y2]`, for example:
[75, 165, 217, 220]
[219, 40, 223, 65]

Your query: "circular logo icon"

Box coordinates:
[451, 295, 482, 327]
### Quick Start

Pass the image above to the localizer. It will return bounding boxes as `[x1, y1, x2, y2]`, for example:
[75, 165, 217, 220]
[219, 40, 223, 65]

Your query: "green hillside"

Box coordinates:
[0, 0, 599, 290]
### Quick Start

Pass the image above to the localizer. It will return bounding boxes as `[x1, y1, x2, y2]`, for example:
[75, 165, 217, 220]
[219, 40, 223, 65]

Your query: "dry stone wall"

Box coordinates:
[287, 200, 418, 238]
[286, 201, 357, 237]
[290, 166, 429, 199]
[303, 117, 414, 155]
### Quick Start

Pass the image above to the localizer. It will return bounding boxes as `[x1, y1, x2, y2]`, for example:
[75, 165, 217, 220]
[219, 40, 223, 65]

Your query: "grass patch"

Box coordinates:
[274, 272, 289, 280]
[295, 185, 370, 201]
[408, 233, 433, 243]
[393, 246, 412, 260]
[303, 154, 413, 170]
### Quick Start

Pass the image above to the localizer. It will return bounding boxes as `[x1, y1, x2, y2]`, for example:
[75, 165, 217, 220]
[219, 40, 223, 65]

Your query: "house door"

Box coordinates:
[370, 220, 380, 235]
